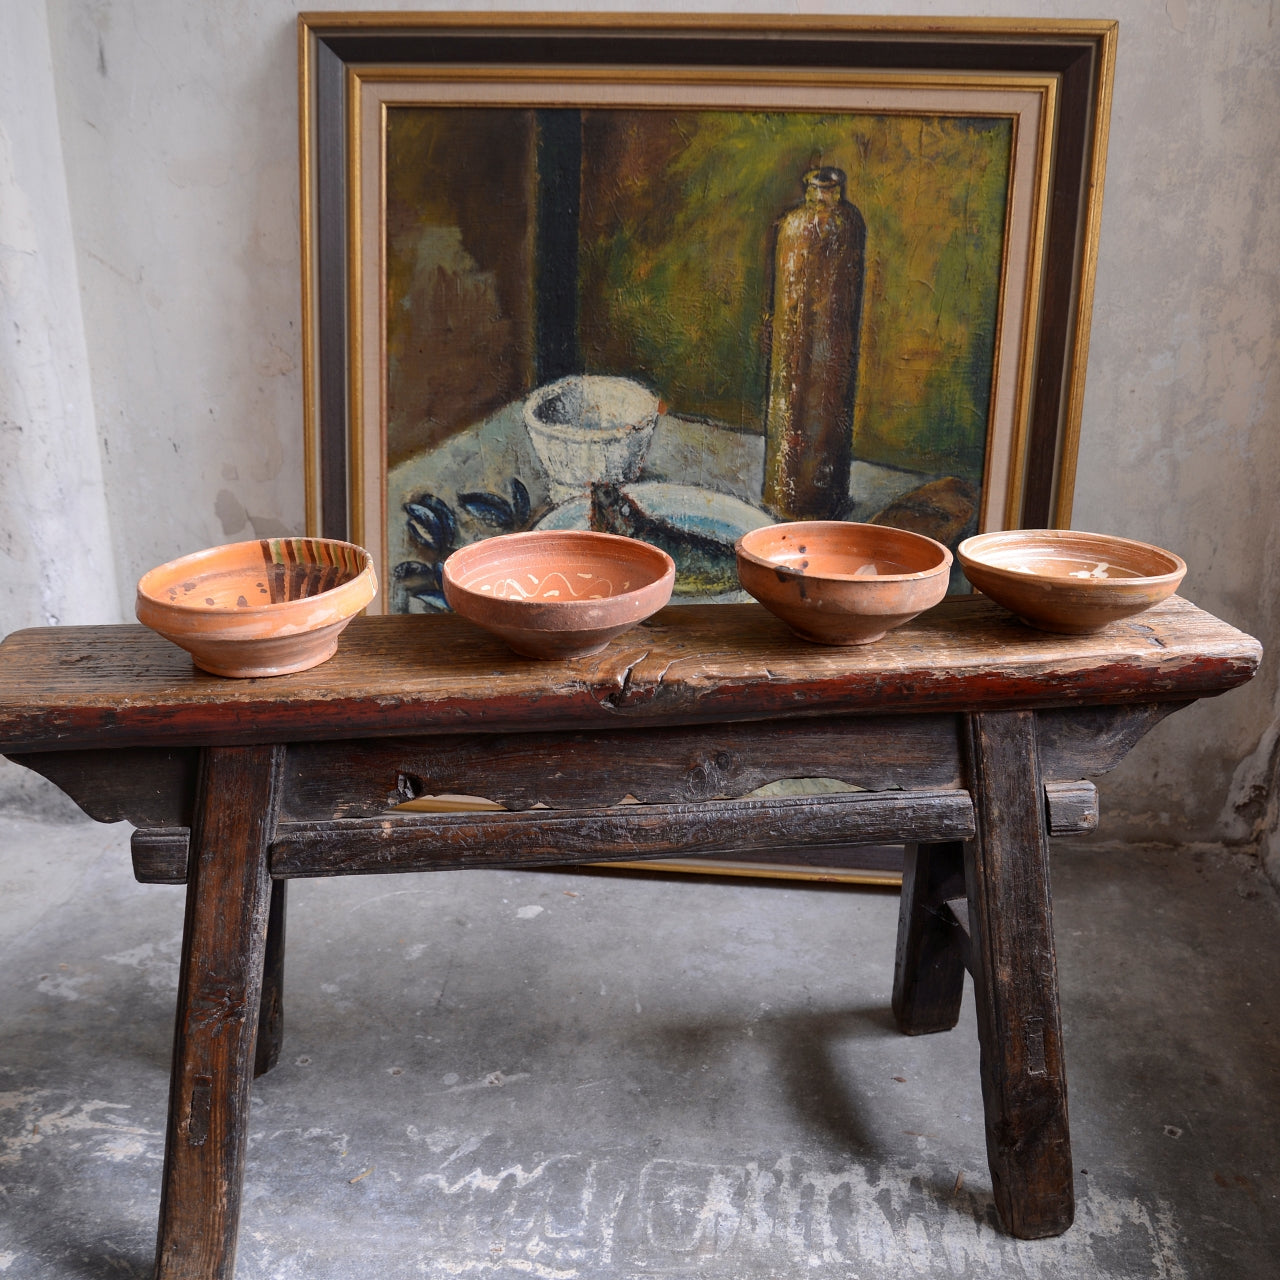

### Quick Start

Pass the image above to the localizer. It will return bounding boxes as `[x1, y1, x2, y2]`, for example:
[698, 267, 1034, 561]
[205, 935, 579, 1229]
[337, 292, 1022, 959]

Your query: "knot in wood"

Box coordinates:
[684, 751, 737, 799]
[189, 980, 250, 1031]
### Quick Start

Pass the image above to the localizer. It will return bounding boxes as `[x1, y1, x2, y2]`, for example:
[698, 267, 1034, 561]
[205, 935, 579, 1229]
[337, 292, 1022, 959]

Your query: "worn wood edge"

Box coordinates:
[133, 828, 189, 883]
[1, 702, 1103, 833]
[267, 794, 974, 877]
[3, 659, 1257, 752]
[6, 747, 197, 826]
[1044, 779, 1098, 833]
[961, 709, 1074, 1238]
[281, 713, 963, 820]
[131, 791, 972, 882]
[134, 830, 912, 887]
[1, 706, 1095, 836]
[0, 601, 1261, 754]
[892, 841, 968, 1036]
[1036, 701, 1189, 780]
[153, 744, 283, 1278]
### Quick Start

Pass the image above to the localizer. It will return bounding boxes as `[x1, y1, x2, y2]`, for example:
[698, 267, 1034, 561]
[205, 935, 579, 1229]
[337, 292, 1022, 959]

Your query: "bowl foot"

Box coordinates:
[786, 626, 888, 646]
[190, 638, 341, 678]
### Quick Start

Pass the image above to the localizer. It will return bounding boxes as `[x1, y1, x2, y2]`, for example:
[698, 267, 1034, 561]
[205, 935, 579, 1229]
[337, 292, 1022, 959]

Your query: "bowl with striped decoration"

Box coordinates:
[136, 537, 377, 676]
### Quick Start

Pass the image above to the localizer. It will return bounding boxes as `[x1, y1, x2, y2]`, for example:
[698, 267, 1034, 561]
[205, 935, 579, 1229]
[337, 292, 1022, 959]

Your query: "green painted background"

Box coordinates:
[386, 107, 1013, 487]
[579, 109, 1012, 485]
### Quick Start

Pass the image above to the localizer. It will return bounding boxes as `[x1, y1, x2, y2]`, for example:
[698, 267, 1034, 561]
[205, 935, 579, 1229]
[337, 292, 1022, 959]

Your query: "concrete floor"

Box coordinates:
[1, 812, 1277, 1279]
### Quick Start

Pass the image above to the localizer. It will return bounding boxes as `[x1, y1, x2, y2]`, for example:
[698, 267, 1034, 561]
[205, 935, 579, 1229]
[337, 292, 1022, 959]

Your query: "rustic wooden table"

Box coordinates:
[0, 596, 1261, 1280]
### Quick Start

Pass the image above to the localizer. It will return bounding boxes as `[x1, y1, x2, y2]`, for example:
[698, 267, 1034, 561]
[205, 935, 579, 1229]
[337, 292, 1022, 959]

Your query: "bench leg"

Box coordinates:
[892, 840, 966, 1035]
[963, 710, 1073, 1239]
[155, 744, 283, 1280]
[254, 880, 287, 1077]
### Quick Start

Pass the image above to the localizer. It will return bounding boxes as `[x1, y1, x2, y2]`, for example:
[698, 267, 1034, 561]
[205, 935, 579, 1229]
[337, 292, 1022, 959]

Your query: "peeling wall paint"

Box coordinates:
[1063, 0, 1280, 852]
[0, 1, 118, 632]
[0, 0, 122, 814]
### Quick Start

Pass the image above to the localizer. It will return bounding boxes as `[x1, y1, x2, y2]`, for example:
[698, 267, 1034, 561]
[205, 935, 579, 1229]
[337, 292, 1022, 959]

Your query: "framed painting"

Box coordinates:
[299, 13, 1116, 883]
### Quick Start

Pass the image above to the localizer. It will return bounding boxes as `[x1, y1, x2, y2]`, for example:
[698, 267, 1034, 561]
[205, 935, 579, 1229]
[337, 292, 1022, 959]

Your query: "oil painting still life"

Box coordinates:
[381, 105, 1016, 612]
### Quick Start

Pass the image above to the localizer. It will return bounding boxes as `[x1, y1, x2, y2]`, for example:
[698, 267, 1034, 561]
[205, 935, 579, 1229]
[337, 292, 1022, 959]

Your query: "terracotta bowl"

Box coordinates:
[136, 538, 377, 677]
[735, 521, 952, 645]
[442, 529, 674, 659]
[957, 529, 1186, 635]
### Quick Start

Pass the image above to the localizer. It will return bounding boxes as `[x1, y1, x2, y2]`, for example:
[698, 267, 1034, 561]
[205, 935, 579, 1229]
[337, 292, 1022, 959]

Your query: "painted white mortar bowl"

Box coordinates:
[523, 375, 660, 504]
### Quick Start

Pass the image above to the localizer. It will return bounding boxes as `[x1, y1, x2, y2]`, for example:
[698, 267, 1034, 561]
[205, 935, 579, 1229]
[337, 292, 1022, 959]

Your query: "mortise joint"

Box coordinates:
[186, 1074, 213, 1146]
[393, 772, 425, 804]
[1024, 1017, 1047, 1077]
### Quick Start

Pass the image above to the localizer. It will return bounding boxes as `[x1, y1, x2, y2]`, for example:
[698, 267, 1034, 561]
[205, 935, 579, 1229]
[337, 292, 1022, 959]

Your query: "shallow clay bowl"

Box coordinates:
[442, 529, 675, 659]
[957, 530, 1186, 635]
[735, 521, 952, 645]
[136, 538, 377, 677]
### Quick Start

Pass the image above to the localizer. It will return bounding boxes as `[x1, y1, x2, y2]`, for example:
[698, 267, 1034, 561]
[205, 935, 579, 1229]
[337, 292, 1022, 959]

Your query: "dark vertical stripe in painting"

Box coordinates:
[535, 109, 582, 383]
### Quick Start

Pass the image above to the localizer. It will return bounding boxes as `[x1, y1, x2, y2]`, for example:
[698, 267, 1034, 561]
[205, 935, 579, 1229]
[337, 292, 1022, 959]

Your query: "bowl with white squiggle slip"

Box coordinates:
[441, 529, 674, 659]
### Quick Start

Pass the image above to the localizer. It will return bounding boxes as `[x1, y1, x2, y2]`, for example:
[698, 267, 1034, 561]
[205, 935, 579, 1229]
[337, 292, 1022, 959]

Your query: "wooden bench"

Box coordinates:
[0, 595, 1259, 1279]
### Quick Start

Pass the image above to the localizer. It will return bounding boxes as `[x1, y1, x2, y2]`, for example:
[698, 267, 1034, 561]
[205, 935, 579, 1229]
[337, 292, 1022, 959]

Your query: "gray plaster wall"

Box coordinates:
[1, 1, 1277, 866]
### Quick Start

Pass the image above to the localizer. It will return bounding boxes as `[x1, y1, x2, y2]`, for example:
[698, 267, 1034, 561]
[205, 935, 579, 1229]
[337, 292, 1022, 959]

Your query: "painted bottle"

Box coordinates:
[761, 167, 867, 520]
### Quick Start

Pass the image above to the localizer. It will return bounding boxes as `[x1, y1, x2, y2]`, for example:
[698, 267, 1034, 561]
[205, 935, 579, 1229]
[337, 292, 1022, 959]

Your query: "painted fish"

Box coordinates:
[589, 483, 739, 596]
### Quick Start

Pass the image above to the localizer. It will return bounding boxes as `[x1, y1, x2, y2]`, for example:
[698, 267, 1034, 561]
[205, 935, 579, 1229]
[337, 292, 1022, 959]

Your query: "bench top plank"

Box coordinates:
[0, 596, 1260, 752]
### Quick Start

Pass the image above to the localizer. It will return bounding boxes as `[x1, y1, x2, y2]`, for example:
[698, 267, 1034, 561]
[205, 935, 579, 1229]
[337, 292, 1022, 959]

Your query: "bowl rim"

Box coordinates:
[136, 537, 376, 619]
[523, 414, 658, 442]
[735, 520, 953, 583]
[523, 374, 661, 434]
[442, 529, 676, 612]
[957, 529, 1186, 586]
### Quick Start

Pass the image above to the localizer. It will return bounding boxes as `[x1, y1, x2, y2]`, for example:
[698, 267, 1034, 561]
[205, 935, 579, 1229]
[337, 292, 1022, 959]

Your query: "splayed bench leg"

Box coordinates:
[154, 744, 282, 1280]
[963, 710, 1073, 1239]
[892, 839, 967, 1035]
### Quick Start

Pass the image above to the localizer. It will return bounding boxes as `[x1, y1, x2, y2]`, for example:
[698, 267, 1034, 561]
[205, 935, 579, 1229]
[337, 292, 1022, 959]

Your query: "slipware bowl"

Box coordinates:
[442, 529, 674, 659]
[735, 521, 952, 645]
[957, 529, 1186, 635]
[523, 375, 660, 504]
[136, 537, 377, 677]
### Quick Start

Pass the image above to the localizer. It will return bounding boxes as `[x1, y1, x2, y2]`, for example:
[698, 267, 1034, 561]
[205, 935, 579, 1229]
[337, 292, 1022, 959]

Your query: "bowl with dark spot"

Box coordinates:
[735, 521, 951, 645]
[136, 537, 377, 676]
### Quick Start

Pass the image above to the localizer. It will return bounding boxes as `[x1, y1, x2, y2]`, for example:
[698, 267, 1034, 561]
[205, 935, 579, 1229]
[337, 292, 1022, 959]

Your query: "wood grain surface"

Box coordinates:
[962, 711, 1074, 1238]
[127, 780, 1097, 885]
[280, 713, 962, 818]
[0, 596, 1260, 752]
[268, 789, 977, 877]
[154, 745, 281, 1280]
[892, 840, 968, 1036]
